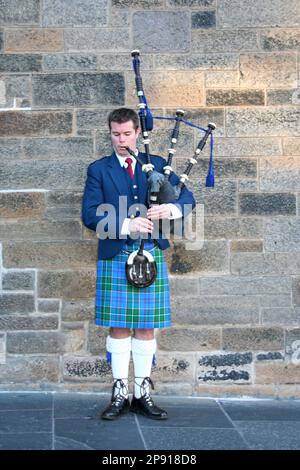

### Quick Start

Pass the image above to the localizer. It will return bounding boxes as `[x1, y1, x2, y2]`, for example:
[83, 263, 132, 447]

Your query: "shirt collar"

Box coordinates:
[115, 149, 138, 169]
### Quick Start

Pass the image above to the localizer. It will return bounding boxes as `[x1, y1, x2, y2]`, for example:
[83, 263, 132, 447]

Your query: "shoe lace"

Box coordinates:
[136, 376, 155, 406]
[111, 379, 128, 406]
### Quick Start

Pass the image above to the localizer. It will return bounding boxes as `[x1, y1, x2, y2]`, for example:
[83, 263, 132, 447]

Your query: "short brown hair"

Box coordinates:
[108, 108, 139, 131]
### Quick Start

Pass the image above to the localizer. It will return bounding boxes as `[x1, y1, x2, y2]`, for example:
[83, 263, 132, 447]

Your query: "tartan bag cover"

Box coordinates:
[95, 240, 171, 329]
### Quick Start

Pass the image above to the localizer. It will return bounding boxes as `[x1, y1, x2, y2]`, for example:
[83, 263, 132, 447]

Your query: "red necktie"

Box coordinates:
[125, 157, 134, 179]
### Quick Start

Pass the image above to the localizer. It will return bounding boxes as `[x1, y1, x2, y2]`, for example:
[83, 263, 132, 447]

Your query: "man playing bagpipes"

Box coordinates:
[82, 107, 196, 420]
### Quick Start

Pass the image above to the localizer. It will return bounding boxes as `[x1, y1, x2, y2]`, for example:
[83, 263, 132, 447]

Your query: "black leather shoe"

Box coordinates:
[130, 395, 168, 420]
[130, 377, 168, 420]
[101, 379, 130, 420]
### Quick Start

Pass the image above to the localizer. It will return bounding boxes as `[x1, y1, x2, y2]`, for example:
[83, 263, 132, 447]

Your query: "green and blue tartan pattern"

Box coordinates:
[95, 241, 171, 329]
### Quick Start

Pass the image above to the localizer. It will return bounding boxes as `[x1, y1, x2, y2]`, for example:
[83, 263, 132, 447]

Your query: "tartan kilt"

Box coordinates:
[95, 240, 171, 329]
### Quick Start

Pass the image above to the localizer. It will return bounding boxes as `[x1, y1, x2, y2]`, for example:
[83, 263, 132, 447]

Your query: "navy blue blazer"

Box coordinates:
[82, 152, 196, 260]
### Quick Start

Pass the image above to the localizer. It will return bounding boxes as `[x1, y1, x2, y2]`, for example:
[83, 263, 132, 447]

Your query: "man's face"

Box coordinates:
[110, 120, 140, 157]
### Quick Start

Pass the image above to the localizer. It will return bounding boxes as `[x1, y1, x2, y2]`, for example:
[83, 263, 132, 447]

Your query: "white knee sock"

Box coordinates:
[106, 335, 131, 398]
[131, 337, 156, 398]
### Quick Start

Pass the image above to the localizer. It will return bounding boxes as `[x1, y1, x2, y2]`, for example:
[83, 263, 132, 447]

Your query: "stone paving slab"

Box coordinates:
[0, 393, 300, 450]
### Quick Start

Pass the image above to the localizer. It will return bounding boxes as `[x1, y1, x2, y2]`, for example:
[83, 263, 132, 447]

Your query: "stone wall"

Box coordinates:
[0, 0, 300, 397]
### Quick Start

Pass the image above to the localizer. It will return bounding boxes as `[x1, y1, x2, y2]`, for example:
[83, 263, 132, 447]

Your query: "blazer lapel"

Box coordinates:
[107, 152, 130, 197]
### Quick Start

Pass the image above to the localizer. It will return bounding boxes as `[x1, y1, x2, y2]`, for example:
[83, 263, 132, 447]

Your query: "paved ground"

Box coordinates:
[0, 392, 300, 450]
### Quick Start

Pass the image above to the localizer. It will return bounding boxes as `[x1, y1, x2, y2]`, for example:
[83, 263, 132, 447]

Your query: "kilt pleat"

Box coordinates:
[95, 241, 171, 329]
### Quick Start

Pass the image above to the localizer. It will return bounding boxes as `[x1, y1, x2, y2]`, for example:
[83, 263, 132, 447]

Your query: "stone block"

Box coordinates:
[171, 295, 259, 325]
[42, 0, 107, 26]
[285, 328, 300, 358]
[157, 327, 221, 351]
[192, 11, 216, 29]
[43, 54, 97, 71]
[62, 323, 85, 353]
[205, 71, 239, 88]
[0, 139, 22, 159]
[95, 131, 114, 156]
[204, 217, 263, 239]
[222, 327, 284, 351]
[169, 277, 199, 296]
[38, 299, 60, 313]
[190, 180, 237, 215]
[0, 314, 59, 331]
[261, 308, 300, 325]
[5, 29, 64, 52]
[232, 252, 300, 275]
[87, 323, 108, 354]
[218, 0, 300, 28]
[62, 300, 95, 322]
[32, 73, 125, 107]
[113, 0, 164, 6]
[203, 137, 282, 157]
[98, 53, 153, 71]
[240, 53, 296, 88]
[38, 270, 96, 300]
[0, 293, 35, 314]
[267, 89, 297, 105]
[23, 137, 93, 159]
[0, 192, 45, 218]
[186, 54, 239, 70]
[165, 240, 229, 274]
[64, 29, 129, 52]
[62, 356, 111, 381]
[226, 107, 300, 137]
[0, 220, 82, 242]
[206, 89, 264, 106]
[0, 54, 42, 72]
[230, 240, 263, 253]
[151, 353, 194, 382]
[238, 180, 258, 192]
[261, 29, 300, 51]
[199, 275, 291, 295]
[127, 70, 204, 107]
[239, 193, 296, 216]
[0, 159, 85, 190]
[292, 277, 300, 306]
[77, 110, 115, 131]
[7, 332, 64, 354]
[0, 111, 72, 137]
[168, 0, 215, 5]
[255, 362, 300, 384]
[133, 12, 190, 52]
[3, 241, 97, 269]
[0, 357, 59, 384]
[2, 271, 34, 290]
[265, 218, 300, 252]
[108, 9, 130, 27]
[283, 138, 300, 156]
[192, 30, 258, 53]
[197, 352, 253, 383]
[0, 0, 39, 25]
[0, 75, 31, 102]
[260, 157, 300, 192]
[256, 352, 283, 361]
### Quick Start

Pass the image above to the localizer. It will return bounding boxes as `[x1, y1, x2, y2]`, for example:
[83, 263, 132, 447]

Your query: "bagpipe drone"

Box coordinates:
[125, 50, 216, 288]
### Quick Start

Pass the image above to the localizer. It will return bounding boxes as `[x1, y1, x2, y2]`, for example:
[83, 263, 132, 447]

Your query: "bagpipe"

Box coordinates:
[126, 49, 216, 288]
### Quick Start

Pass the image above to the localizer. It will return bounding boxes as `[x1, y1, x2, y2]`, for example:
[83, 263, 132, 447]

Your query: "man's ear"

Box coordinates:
[135, 127, 140, 137]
